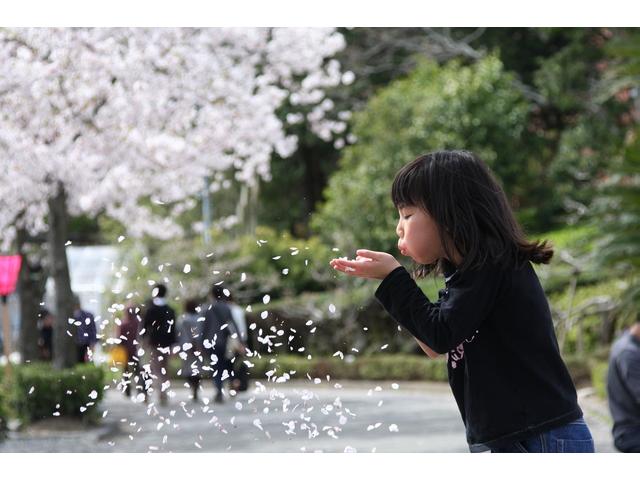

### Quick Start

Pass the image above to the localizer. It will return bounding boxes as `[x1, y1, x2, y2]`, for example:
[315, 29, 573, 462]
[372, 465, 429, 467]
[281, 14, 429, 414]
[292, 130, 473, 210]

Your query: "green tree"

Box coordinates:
[592, 30, 640, 323]
[312, 56, 531, 254]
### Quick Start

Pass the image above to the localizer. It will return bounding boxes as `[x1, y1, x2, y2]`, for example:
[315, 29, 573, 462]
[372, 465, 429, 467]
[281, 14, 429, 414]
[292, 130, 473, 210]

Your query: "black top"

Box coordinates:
[143, 302, 177, 348]
[202, 301, 235, 353]
[606, 330, 640, 452]
[375, 260, 582, 451]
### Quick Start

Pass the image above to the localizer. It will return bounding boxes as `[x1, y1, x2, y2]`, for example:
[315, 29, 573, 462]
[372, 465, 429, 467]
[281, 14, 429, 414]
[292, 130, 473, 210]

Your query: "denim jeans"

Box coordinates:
[491, 417, 595, 453]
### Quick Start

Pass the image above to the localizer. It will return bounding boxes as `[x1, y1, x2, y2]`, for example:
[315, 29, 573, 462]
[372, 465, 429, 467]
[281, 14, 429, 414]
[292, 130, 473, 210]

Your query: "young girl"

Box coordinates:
[330, 150, 595, 453]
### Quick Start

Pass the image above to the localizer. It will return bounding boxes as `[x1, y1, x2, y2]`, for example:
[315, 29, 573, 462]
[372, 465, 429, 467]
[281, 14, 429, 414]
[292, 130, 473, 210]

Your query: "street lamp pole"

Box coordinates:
[202, 175, 212, 245]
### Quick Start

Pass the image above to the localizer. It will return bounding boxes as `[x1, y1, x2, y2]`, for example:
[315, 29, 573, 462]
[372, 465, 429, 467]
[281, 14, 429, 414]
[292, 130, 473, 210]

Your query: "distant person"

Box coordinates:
[227, 290, 250, 392]
[178, 299, 204, 403]
[142, 284, 176, 406]
[37, 308, 54, 361]
[73, 295, 97, 363]
[118, 302, 143, 398]
[607, 318, 640, 452]
[202, 284, 240, 403]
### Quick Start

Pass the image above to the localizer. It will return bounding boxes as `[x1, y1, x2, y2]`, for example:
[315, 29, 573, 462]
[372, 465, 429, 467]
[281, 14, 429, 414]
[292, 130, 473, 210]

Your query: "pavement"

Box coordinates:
[0, 380, 616, 453]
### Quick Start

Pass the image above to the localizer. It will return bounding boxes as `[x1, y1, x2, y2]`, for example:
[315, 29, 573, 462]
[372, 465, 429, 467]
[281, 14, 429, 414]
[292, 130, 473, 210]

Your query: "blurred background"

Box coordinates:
[1, 28, 639, 447]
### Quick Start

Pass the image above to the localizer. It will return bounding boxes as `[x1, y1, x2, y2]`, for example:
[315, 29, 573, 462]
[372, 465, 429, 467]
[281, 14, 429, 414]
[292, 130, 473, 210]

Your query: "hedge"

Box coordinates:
[165, 352, 603, 390]
[166, 353, 448, 383]
[12, 363, 106, 423]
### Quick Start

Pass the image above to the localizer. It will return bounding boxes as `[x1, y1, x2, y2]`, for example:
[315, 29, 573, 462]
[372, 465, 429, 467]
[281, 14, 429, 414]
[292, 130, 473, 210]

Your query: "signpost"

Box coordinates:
[0, 255, 22, 366]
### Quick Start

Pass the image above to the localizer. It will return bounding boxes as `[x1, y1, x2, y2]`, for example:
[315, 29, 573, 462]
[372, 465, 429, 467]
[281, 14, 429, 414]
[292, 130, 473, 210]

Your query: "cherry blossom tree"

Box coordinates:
[0, 27, 348, 368]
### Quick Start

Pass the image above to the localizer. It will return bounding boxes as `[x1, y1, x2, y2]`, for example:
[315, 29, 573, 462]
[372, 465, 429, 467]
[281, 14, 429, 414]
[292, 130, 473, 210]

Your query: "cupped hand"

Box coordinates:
[329, 249, 402, 280]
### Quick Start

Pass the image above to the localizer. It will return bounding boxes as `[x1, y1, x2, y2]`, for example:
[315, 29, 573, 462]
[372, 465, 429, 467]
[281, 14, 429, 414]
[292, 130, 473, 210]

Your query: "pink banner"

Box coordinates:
[0, 255, 22, 296]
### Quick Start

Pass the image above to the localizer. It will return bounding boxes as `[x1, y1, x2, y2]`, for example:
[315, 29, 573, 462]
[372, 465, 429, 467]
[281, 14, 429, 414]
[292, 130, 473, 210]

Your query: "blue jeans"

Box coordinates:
[491, 417, 595, 453]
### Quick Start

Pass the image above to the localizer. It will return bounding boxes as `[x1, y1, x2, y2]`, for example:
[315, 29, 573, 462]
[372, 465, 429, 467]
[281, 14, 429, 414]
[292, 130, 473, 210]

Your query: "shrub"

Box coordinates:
[0, 381, 8, 435]
[312, 56, 533, 253]
[220, 354, 448, 383]
[590, 360, 609, 400]
[13, 363, 106, 423]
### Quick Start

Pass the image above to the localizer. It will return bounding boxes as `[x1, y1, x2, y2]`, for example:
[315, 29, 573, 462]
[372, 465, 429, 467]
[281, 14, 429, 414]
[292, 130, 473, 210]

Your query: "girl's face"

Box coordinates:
[396, 205, 446, 265]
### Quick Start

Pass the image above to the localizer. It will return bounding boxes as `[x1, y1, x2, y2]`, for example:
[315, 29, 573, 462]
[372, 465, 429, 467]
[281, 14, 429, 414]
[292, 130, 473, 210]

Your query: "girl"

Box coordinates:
[330, 150, 595, 453]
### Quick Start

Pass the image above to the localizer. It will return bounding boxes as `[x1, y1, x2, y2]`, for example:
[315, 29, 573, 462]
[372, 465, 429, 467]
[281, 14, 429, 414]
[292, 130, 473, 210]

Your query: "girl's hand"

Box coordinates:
[329, 249, 402, 280]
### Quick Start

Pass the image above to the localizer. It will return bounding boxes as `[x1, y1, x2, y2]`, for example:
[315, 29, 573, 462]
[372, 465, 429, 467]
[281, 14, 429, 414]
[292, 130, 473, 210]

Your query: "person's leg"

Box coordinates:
[212, 349, 225, 402]
[149, 347, 163, 403]
[76, 344, 87, 363]
[123, 356, 132, 397]
[158, 354, 169, 406]
[188, 376, 199, 402]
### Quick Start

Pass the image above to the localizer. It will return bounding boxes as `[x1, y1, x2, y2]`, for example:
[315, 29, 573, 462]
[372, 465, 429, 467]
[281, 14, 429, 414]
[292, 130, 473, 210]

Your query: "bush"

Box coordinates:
[215, 354, 448, 383]
[312, 55, 533, 253]
[12, 363, 106, 423]
[590, 360, 609, 400]
[0, 381, 8, 436]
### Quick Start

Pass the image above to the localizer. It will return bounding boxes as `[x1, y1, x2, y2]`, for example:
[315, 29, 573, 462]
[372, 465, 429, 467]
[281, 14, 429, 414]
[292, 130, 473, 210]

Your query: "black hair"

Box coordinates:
[184, 299, 199, 314]
[152, 283, 167, 298]
[211, 284, 228, 301]
[391, 150, 553, 278]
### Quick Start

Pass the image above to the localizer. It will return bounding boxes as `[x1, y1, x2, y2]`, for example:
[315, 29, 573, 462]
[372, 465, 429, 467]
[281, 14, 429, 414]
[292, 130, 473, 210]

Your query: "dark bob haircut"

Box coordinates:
[392, 150, 553, 278]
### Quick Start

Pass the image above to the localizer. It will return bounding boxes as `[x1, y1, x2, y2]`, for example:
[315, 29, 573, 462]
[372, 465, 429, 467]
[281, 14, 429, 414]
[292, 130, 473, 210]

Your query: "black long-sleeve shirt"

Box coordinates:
[375, 260, 582, 451]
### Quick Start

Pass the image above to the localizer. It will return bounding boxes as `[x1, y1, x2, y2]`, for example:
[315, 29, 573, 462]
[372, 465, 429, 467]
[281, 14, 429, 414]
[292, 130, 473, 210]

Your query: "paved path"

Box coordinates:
[0, 380, 615, 453]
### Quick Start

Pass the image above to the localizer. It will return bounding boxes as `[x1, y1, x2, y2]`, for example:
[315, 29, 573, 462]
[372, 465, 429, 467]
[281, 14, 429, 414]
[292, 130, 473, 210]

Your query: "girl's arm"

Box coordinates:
[415, 338, 440, 358]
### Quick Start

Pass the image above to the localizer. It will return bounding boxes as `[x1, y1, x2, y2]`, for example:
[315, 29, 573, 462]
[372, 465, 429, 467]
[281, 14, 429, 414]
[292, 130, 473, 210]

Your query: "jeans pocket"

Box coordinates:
[557, 438, 595, 453]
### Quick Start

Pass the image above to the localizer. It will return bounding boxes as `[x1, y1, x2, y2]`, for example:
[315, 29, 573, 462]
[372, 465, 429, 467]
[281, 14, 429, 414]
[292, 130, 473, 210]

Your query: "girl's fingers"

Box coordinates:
[332, 258, 364, 269]
[331, 259, 371, 277]
[355, 249, 382, 260]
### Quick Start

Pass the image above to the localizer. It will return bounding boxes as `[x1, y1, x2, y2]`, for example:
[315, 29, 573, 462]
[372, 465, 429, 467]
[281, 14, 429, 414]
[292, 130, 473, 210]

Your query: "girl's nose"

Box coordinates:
[396, 221, 403, 238]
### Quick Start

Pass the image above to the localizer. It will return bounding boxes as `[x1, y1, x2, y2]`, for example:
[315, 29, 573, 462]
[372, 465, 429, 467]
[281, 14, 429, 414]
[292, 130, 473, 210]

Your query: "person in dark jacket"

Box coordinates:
[142, 284, 176, 406]
[118, 302, 143, 398]
[37, 308, 54, 361]
[178, 299, 205, 403]
[202, 284, 240, 404]
[330, 150, 594, 453]
[73, 295, 96, 364]
[607, 319, 640, 452]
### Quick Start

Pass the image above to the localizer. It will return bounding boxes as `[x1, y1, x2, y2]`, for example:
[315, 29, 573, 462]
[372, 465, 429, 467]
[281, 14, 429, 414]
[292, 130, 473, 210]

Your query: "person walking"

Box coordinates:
[73, 295, 97, 364]
[178, 299, 204, 403]
[227, 290, 251, 392]
[202, 285, 240, 404]
[142, 284, 176, 406]
[607, 318, 640, 452]
[37, 308, 54, 361]
[118, 302, 143, 398]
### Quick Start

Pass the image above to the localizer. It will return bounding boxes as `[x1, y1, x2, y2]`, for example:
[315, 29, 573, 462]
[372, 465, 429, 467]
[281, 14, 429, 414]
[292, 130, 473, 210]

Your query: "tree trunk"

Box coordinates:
[16, 229, 46, 363]
[48, 184, 76, 370]
[237, 182, 259, 237]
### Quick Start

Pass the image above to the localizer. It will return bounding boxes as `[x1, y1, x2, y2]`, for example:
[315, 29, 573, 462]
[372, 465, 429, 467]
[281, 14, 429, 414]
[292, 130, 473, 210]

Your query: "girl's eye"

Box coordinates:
[403, 215, 412, 220]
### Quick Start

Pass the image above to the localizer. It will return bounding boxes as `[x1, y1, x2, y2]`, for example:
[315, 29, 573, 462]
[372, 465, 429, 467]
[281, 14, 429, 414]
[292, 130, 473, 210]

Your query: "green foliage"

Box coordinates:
[235, 226, 338, 299]
[592, 133, 640, 324]
[590, 360, 609, 399]
[312, 56, 531, 253]
[112, 226, 340, 312]
[12, 363, 106, 423]
[0, 377, 8, 434]
[541, 224, 598, 252]
[231, 354, 448, 382]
